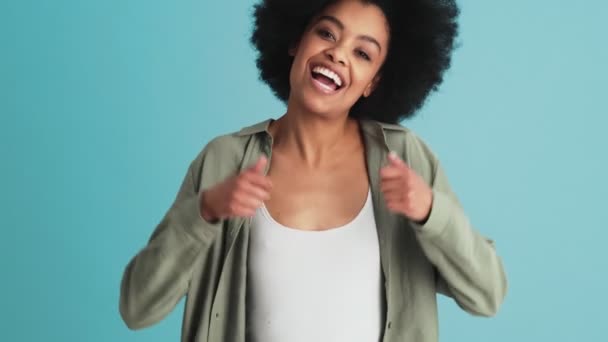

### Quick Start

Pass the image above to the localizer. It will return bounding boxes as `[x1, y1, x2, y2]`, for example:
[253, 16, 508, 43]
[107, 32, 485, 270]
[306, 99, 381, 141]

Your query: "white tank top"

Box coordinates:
[246, 188, 384, 342]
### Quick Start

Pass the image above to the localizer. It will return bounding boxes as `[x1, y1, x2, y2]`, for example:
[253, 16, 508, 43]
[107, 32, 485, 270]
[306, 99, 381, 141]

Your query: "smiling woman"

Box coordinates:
[251, 0, 459, 123]
[119, 1, 507, 341]
[286, 3, 389, 116]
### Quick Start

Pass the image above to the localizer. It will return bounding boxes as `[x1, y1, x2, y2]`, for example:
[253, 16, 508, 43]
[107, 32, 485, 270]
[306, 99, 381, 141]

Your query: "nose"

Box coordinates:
[325, 46, 347, 66]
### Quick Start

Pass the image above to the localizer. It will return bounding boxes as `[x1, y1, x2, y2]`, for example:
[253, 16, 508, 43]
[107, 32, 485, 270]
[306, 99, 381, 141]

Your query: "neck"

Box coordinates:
[270, 107, 357, 168]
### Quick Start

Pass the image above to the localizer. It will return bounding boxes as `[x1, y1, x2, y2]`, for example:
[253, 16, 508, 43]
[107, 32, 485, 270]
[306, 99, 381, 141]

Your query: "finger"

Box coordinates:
[243, 172, 273, 192]
[380, 178, 404, 193]
[387, 151, 413, 173]
[381, 187, 403, 201]
[387, 151, 405, 166]
[230, 202, 257, 217]
[382, 188, 405, 202]
[380, 165, 404, 180]
[233, 193, 265, 212]
[383, 192, 403, 203]
[241, 181, 272, 201]
[249, 155, 268, 174]
[385, 200, 401, 212]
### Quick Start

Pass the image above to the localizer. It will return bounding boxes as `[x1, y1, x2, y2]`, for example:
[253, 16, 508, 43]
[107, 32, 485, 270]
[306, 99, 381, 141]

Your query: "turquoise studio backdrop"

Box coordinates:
[2, 0, 607, 341]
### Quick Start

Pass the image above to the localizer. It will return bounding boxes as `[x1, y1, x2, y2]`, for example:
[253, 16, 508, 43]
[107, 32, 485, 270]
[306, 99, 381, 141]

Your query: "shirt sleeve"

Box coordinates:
[119, 143, 224, 330]
[405, 133, 508, 317]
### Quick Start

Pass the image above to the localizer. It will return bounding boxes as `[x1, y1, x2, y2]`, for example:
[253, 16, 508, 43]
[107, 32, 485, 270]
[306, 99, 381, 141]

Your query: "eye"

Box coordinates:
[356, 49, 371, 61]
[316, 28, 336, 41]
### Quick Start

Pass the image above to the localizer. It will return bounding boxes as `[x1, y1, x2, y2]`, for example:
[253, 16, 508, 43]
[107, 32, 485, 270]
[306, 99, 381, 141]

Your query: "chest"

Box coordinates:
[264, 149, 370, 231]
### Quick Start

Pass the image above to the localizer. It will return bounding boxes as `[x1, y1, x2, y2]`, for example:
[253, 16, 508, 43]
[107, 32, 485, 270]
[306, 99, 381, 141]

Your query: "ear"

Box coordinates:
[363, 74, 381, 98]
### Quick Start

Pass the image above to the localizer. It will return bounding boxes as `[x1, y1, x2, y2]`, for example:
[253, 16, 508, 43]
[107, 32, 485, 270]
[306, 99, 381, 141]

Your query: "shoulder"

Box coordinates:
[189, 118, 272, 172]
[196, 118, 271, 159]
[373, 121, 436, 159]
[202, 132, 249, 156]
[376, 121, 411, 133]
[374, 120, 422, 149]
[372, 120, 440, 182]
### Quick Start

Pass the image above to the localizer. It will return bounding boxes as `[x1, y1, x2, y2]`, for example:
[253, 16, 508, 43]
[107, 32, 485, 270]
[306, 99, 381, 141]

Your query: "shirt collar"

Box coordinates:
[235, 117, 397, 150]
[236, 118, 273, 136]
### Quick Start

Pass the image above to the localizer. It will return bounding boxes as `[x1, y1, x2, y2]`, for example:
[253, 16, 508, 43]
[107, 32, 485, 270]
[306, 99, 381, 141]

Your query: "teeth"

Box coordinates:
[312, 66, 343, 87]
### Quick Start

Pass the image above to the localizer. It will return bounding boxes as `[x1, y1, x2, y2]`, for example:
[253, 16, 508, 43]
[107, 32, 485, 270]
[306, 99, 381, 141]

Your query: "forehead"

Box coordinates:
[316, 0, 389, 44]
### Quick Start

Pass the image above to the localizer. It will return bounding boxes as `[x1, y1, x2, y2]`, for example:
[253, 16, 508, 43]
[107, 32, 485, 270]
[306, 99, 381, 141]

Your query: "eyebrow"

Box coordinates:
[316, 15, 382, 53]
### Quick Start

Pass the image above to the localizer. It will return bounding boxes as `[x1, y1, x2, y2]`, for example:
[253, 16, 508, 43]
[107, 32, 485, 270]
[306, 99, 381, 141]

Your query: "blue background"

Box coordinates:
[2, 0, 606, 341]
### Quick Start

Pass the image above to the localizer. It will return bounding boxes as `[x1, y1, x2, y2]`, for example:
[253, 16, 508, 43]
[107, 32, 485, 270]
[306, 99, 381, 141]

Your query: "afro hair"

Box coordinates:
[250, 0, 460, 124]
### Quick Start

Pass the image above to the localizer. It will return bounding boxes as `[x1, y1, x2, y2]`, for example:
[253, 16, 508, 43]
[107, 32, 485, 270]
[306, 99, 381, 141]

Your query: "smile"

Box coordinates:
[309, 64, 345, 95]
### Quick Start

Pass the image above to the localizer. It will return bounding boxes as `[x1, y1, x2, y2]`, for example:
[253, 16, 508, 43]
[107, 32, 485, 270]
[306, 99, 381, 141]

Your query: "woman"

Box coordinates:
[119, 0, 507, 341]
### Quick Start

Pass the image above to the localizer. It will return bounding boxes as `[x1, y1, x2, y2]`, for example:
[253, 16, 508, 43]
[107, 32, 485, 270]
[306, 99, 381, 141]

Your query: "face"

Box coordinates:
[287, 0, 390, 118]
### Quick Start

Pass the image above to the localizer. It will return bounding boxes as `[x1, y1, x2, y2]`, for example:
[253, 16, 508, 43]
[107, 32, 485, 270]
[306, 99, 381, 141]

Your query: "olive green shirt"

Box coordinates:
[119, 118, 507, 342]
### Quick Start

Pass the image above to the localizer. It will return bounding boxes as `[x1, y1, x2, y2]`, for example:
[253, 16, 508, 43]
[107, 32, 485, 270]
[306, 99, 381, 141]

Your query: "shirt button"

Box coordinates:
[387, 321, 392, 329]
[215, 313, 220, 318]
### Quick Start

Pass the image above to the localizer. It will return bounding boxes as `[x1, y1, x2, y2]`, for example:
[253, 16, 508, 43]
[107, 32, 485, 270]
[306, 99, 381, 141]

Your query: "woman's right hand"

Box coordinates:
[199, 156, 273, 222]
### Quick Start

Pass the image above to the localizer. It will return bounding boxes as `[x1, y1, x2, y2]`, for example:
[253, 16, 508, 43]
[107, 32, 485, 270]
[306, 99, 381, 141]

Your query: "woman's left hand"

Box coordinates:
[380, 151, 433, 223]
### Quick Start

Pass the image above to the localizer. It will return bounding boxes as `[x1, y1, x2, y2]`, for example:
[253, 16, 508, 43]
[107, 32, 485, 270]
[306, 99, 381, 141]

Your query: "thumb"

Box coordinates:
[387, 151, 412, 172]
[250, 155, 268, 174]
[387, 151, 404, 166]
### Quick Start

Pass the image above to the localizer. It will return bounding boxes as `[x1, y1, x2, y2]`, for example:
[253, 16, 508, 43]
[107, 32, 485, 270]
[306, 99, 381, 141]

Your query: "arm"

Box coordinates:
[407, 135, 508, 317]
[119, 146, 224, 330]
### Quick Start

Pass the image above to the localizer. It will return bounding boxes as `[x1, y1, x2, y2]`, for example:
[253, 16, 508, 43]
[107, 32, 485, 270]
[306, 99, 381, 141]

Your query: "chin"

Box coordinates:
[293, 89, 350, 119]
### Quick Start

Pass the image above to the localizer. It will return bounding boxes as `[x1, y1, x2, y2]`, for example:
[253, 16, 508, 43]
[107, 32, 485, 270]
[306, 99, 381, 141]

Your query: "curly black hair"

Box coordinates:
[250, 0, 459, 124]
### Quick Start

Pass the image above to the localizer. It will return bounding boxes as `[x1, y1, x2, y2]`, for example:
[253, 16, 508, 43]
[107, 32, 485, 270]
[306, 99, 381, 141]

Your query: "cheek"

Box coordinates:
[351, 63, 382, 90]
[290, 43, 312, 75]
[349, 71, 374, 94]
[289, 55, 307, 88]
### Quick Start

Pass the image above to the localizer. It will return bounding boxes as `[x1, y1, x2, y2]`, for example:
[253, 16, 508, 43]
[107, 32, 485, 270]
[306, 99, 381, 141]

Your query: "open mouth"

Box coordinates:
[310, 65, 344, 93]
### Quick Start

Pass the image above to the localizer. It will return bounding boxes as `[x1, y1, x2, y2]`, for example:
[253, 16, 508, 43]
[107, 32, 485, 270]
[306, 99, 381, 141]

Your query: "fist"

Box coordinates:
[200, 156, 273, 221]
[379, 151, 433, 223]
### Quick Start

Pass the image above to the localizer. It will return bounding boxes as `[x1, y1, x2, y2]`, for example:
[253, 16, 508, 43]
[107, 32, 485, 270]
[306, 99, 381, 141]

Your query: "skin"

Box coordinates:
[201, 0, 432, 229]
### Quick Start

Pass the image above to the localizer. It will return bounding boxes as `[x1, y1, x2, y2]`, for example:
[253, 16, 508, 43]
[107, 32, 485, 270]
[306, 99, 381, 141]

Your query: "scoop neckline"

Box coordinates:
[259, 187, 371, 234]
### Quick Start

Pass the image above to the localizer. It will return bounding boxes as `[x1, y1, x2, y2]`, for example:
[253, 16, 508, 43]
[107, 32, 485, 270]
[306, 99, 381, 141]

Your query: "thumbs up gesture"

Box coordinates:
[379, 151, 433, 223]
[200, 156, 273, 221]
